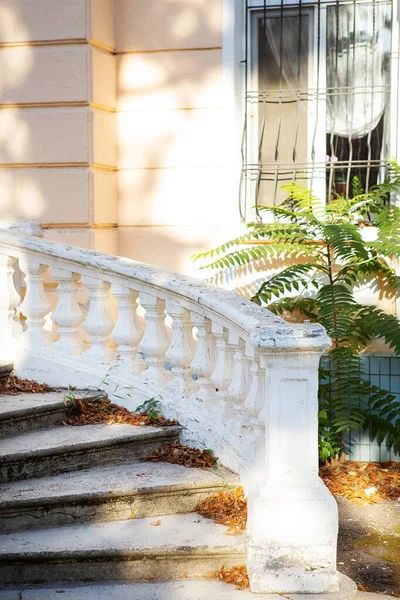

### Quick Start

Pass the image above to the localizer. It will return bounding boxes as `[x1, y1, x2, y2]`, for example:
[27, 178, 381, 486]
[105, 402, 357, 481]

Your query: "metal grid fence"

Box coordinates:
[321, 354, 400, 462]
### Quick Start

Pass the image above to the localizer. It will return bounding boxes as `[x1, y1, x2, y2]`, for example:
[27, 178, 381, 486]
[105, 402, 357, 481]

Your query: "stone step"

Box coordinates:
[0, 461, 238, 532]
[0, 391, 105, 437]
[0, 513, 246, 585]
[0, 574, 358, 600]
[0, 424, 181, 484]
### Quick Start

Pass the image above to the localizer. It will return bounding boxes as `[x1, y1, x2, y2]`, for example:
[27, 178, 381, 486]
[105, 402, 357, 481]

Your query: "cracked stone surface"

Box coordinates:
[0, 513, 246, 558]
[0, 575, 362, 599]
[0, 461, 236, 506]
[0, 393, 67, 418]
[0, 461, 238, 532]
[0, 424, 181, 461]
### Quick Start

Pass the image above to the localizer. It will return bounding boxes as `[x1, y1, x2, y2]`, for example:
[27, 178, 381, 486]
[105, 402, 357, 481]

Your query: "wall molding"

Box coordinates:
[0, 39, 87, 49]
[89, 39, 116, 54]
[117, 47, 222, 55]
[0, 102, 88, 110]
[91, 164, 118, 172]
[41, 223, 118, 230]
[0, 163, 89, 170]
[0, 102, 116, 113]
[0, 163, 116, 171]
[90, 102, 116, 113]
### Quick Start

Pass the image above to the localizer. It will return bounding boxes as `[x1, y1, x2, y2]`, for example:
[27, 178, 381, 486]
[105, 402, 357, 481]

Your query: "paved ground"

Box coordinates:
[337, 497, 400, 597]
[0, 581, 395, 599]
[358, 594, 400, 599]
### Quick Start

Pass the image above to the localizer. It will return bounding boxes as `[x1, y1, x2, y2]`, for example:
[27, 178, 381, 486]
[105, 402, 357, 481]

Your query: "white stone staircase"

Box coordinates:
[0, 391, 245, 584]
[0, 228, 352, 595]
[0, 390, 357, 599]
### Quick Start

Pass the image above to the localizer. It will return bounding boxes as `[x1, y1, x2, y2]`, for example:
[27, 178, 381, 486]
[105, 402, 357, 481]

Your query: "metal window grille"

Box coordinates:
[241, 0, 398, 218]
[321, 354, 400, 461]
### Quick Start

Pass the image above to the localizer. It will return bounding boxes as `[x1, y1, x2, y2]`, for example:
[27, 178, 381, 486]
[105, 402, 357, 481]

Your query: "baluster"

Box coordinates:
[240, 345, 266, 461]
[139, 292, 171, 387]
[165, 298, 196, 394]
[19, 258, 50, 347]
[111, 284, 146, 375]
[243, 344, 265, 425]
[226, 335, 249, 413]
[52, 269, 84, 355]
[82, 276, 115, 364]
[0, 255, 21, 359]
[190, 313, 218, 406]
[210, 324, 234, 398]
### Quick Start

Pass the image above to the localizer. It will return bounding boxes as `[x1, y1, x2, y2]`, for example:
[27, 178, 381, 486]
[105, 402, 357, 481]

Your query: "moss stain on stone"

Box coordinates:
[357, 531, 400, 563]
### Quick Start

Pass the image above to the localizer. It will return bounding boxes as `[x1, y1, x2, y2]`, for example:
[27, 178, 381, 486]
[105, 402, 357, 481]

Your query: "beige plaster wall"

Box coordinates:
[115, 0, 240, 275]
[0, 0, 118, 252]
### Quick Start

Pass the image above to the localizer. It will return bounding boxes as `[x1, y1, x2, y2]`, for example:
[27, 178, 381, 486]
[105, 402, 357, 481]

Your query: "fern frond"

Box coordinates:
[356, 306, 400, 355]
[281, 181, 321, 213]
[264, 297, 319, 320]
[320, 347, 369, 433]
[371, 204, 400, 258]
[197, 243, 317, 270]
[191, 231, 261, 262]
[337, 257, 400, 290]
[316, 284, 358, 340]
[251, 262, 324, 304]
[365, 382, 400, 451]
[323, 222, 370, 262]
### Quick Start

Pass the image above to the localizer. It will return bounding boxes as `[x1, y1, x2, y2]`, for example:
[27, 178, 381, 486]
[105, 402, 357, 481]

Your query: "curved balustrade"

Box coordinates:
[0, 228, 339, 595]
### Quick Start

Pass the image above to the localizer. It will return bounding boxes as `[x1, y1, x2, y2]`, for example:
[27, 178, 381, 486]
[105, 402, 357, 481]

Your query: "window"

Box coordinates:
[241, 0, 396, 216]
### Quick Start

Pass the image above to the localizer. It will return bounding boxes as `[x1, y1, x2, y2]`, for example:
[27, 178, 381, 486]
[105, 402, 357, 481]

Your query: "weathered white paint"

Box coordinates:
[0, 228, 338, 594]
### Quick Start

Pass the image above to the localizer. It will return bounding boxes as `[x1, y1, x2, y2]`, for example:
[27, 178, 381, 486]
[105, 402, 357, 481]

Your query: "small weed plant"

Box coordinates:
[194, 163, 400, 460]
[135, 398, 162, 420]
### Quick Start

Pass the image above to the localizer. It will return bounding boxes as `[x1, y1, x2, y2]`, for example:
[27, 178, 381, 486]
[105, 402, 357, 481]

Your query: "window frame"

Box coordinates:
[239, 0, 399, 220]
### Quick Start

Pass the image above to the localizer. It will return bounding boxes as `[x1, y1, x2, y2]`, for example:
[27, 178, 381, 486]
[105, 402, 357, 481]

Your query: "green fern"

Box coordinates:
[194, 163, 400, 460]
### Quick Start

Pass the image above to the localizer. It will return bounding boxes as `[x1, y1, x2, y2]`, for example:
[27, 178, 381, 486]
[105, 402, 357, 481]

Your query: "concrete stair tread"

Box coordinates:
[0, 513, 246, 559]
[0, 423, 181, 461]
[0, 391, 106, 422]
[0, 393, 67, 419]
[0, 574, 358, 599]
[0, 461, 237, 507]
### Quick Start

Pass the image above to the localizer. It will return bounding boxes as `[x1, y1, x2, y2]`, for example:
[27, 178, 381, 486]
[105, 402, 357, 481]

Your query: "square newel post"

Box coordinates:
[246, 323, 339, 595]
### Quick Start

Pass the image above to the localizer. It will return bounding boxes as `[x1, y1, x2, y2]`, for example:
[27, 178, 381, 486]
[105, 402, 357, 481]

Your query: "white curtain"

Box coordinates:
[263, 14, 309, 92]
[326, 2, 391, 139]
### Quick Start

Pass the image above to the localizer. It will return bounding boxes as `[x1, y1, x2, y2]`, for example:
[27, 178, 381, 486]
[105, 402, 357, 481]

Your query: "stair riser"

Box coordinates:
[0, 486, 230, 532]
[0, 434, 179, 484]
[0, 554, 245, 585]
[0, 407, 68, 438]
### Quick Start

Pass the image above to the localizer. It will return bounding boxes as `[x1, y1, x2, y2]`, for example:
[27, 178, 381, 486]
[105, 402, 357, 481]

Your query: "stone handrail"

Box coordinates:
[0, 228, 338, 595]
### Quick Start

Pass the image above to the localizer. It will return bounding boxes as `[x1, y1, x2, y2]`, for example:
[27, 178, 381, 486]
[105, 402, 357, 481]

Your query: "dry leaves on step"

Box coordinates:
[208, 565, 249, 590]
[142, 443, 217, 469]
[64, 397, 178, 428]
[151, 520, 161, 526]
[0, 375, 54, 395]
[196, 487, 247, 535]
[319, 461, 400, 506]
